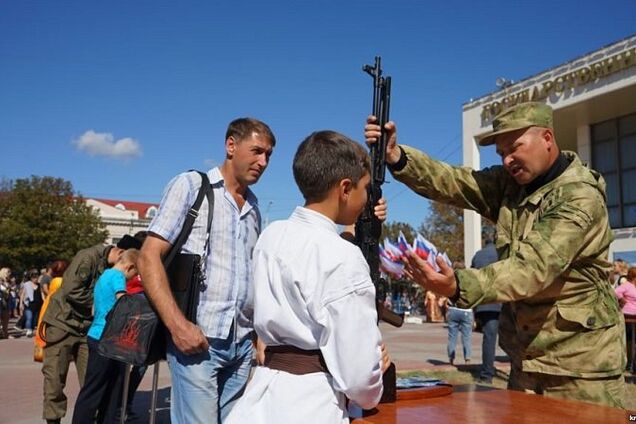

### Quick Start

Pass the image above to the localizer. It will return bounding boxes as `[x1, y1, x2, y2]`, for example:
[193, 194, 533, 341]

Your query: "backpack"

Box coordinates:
[97, 293, 165, 366]
[31, 285, 43, 310]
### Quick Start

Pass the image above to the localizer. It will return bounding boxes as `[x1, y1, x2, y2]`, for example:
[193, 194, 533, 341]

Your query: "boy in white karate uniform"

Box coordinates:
[226, 130, 390, 423]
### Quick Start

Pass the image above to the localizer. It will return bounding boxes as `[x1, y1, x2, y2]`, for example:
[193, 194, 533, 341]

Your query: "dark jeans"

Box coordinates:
[476, 311, 499, 382]
[71, 337, 125, 424]
[0, 307, 9, 338]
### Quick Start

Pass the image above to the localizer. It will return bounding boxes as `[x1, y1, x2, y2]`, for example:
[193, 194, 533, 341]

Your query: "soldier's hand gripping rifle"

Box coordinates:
[355, 56, 404, 329]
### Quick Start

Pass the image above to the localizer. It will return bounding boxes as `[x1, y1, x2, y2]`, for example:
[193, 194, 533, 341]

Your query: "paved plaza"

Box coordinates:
[0, 318, 509, 424]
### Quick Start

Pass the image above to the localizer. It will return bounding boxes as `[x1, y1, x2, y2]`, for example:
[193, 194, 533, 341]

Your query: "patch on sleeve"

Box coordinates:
[77, 266, 91, 282]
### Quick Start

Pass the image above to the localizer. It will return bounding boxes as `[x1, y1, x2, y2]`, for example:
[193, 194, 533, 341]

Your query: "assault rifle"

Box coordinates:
[355, 57, 402, 405]
[355, 56, 404, 330]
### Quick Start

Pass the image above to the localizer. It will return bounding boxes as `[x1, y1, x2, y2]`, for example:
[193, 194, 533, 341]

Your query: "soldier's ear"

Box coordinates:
[542, 128, 555, 150]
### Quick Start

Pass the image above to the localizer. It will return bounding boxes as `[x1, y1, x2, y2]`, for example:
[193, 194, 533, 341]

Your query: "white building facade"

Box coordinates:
[462, 34, 636, 265]
[86, 198, 158, 245]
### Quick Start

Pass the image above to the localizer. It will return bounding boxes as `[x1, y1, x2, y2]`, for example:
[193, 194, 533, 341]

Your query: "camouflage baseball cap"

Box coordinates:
[477, 102, 553, 146]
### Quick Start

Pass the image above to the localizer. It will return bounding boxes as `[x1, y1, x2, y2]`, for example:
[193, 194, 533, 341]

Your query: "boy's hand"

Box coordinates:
[255, 337, 267, 365]
[380, 343, 391, 373]
[364, 115, 401, 165]
[402, 251, 457, 298]
[374, 198, 387, 222]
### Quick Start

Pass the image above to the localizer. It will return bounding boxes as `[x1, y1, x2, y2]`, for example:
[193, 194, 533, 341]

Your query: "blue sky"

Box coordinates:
[1, 1, 635, 228]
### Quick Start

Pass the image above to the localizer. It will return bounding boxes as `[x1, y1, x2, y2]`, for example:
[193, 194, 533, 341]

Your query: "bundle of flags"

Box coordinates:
[378, 232, 452, 279]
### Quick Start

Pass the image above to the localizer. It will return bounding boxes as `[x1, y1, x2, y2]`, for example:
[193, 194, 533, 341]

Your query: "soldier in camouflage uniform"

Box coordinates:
[41, 236, 141, 424]
[364, 102, 625, 408]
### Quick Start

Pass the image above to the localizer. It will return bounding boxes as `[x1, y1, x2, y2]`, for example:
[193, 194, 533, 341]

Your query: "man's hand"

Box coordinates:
[380, 342, 391, 374]
[402, 251, 457, 298]
[171, 321, 209, 355]
[364, 115, 401, 165]
[139, 234, 209, 355]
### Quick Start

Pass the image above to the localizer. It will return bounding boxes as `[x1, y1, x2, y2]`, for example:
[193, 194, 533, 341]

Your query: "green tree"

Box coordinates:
[418, 201, 464, 264]
[0, 176, 108, 270]
[381, 221, 416, 243]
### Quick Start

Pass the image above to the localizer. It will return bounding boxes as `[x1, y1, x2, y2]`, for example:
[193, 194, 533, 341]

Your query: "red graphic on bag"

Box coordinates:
[113, 315, 143, 352]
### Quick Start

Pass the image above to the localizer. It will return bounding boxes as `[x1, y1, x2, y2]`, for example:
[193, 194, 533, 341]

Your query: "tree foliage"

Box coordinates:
[418, 201, 464, 264]
[381, 221, 416, 243]
[0, 176, 108, 271]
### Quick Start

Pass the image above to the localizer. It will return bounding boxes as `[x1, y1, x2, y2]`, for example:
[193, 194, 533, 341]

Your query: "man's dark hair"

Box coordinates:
[293, 130, 370, 202]
[482, 227, 496, 244]
[225, 117, 276, 146]
[133, 230, 148, 246]
[116, 234, 143, 250]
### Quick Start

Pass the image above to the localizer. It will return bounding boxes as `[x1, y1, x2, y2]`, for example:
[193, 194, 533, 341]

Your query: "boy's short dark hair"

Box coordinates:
[225, 117, 276, 146]
[293, 131, 370, 203]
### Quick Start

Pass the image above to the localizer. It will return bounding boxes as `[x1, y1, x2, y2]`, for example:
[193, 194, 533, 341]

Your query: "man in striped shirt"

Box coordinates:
[139, 117, 275, 424]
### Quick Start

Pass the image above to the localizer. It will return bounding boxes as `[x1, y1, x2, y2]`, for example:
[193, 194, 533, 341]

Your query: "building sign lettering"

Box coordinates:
[481, 46, 636, 123]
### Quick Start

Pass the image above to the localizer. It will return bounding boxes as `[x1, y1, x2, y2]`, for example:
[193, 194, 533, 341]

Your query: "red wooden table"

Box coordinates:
[352, 385, 629, 424]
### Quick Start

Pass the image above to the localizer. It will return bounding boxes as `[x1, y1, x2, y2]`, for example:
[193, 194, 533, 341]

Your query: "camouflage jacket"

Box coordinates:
[42, 244, 112, 337]
[392, 146, 625, 378]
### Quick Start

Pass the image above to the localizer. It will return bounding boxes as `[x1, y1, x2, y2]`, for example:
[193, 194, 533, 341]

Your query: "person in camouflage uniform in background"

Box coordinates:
[41, 235, 142, 424]
[364, 102, 625, 408]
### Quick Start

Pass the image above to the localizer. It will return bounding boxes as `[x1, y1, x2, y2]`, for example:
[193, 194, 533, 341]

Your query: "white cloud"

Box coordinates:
[73, 130, 142, 160]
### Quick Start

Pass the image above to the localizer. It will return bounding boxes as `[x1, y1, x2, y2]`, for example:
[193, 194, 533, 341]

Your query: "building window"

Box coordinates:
[591, 112, 636, 228]
[146, 206, 157, 219]
[115, 203, 126, 211]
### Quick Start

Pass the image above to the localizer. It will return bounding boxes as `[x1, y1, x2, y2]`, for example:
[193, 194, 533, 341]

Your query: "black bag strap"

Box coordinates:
[162, 171, 214, 267]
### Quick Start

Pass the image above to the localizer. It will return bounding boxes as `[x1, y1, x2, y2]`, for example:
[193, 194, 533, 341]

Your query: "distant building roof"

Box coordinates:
[91, 198, 159, 219]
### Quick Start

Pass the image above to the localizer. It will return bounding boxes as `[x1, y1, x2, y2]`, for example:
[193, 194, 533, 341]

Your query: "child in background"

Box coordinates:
[226, 130, 390, 424]
[72, 249, 140, 424]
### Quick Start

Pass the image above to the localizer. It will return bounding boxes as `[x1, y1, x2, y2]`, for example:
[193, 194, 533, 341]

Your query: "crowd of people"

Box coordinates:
[1, 101, 635, 422]
[0, 264, 63, 339]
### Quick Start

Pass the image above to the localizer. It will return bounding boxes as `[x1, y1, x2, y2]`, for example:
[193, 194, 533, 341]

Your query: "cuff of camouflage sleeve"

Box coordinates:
[387, 146, 407, 172]
[450, 272, 461, 304]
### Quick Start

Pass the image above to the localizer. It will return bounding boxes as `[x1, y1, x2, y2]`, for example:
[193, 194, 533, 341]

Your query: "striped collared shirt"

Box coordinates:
[148, 167, 260, 340]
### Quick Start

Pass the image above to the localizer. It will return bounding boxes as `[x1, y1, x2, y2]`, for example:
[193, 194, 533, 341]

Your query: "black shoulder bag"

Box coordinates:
[164, 171, 214, 323]
[98, 171, 214, 366]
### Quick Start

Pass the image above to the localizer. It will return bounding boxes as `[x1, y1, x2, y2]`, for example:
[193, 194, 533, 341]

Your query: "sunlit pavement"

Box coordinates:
[0, 317, 508, 423]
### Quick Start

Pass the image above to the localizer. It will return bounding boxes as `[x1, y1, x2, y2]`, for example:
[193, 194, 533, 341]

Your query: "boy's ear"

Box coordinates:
[339, 178, 353, 200]
[125, 262, 136, 274]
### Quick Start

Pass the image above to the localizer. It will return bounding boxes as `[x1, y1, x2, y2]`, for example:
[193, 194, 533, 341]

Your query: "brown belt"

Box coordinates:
[264, 345, 330, 375]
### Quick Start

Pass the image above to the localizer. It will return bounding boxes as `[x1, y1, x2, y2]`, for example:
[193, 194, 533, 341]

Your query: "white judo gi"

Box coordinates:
[226, 206, 384, 424]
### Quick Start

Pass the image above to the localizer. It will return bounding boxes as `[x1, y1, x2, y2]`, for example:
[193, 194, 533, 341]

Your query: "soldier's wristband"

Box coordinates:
[450, 272, 461, 303]
[387, 146, 407, 172]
